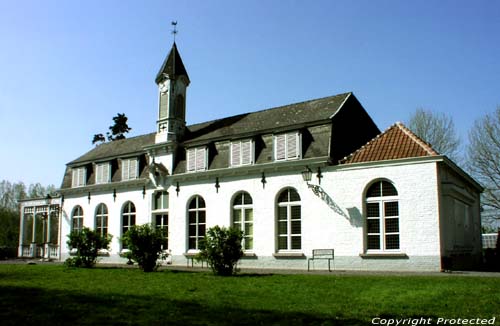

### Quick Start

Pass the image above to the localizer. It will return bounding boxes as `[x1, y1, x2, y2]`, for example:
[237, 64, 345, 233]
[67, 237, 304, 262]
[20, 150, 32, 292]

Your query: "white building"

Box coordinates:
[18, 43, 483, 271]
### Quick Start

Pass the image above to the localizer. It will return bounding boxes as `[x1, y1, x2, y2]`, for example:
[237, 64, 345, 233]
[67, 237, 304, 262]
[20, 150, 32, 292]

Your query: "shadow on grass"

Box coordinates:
[0, 285, 365, 326]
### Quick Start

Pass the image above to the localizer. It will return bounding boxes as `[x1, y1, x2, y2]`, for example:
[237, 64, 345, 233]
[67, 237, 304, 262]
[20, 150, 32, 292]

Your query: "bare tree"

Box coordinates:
[467, 106, 500, 220]
[407, 108, 461, 162]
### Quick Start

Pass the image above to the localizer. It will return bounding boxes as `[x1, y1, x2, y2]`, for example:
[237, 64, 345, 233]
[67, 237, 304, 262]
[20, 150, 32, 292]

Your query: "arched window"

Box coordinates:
[232, 192, 253, 250]
[95, 203, 108, 238]
[122, 201, 136, 249]
[188, 196, 206, 250]
[71, 206, 84, 233]
[277, 188, 301, 251]
[365, 180, 400, 251]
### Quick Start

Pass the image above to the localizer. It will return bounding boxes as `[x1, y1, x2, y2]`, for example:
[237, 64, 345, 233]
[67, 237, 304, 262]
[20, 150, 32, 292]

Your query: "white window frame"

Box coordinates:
[274, 132, 301, 161]
[232, 192, 253, 251]
[152, 191, 169, 250]
[95, 203, 108, 239]
[187, 195, 206, 250]
[365, 181, 400, 253]
[276, 188, 302, 252]
[186, 147, 208, 172]
[95, 162, 111, 184]
[230, 139, 254, 167]
[121, 201, 136, 250]
[71, 206, 84, 233]
[72, 167, 86, 188]
[122, 158, 139, 181]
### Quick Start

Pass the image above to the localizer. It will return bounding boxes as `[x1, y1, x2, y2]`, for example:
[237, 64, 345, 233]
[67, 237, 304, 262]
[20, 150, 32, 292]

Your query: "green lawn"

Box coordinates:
[0, 265, 499, 325]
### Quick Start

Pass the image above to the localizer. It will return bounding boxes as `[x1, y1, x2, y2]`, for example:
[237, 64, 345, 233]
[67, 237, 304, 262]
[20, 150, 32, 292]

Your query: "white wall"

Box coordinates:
[60, 160, 443, 271]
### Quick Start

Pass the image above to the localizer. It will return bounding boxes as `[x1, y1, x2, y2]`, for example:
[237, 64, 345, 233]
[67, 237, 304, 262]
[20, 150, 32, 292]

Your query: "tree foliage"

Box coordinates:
[91, 113, 132, 144]
[122, 224, 166, 272]
[198, 226, 244, 276]
[408, 108, 461, 162]
[467, 106, 500, 219]
[66, 227, 112, 268]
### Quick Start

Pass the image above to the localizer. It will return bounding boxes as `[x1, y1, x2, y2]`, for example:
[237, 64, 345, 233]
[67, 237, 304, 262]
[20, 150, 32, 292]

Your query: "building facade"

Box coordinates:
[19, 43, 483, 271]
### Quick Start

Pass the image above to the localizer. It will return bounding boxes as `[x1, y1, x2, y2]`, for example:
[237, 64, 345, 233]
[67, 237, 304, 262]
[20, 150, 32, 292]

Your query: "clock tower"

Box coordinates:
[155, 42, 190, 144]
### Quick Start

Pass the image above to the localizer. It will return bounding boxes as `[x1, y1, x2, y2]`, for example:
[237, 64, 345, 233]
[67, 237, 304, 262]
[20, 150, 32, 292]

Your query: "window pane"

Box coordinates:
[245, 237, 253, 250]
[198, 224, 206, 236]
[278, 236, 287, 250]
[188, 238, 196, 250]
[289, 189, 300, 202]
[366, 203, 380, 218]
[189, 225, 196, 236]
[233, 209, 242, 222]
[154, 192, 162, 210]
[277, 190, 288, 203]
[198, 211, 206, 224]
[243, 192, 252, 205]
[278, 221, 287, 235]
[155, 215, 162, 226]
[384, 202, 399, 217]
[367, 219, 380, 233]
[244, 223, 253, 236]
[291, 206, 301, 220]
[382, 181, 398, 196]
[189, 211, 197, 224]
[234, 193, 243, 206]
[385, 234, 400, 249]
[278, 207, 287, 220]
[367, 235, 380, 250]
[291, 236, 301, 250]
[189, 198, 197, 209]
[197, 196, 206, 208]
[385, 218, 399, 233]
[366, 182, 381, 198]
[246, 209, 253, 221]
[291, 221, 301, 235]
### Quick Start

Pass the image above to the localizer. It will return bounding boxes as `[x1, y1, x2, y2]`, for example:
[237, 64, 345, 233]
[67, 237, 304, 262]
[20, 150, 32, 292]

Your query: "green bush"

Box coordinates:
[198, 226, 243, 276]
[66, 227, 112, 268]
[122, 224, 166, 272]
[0, 246, 17, 260]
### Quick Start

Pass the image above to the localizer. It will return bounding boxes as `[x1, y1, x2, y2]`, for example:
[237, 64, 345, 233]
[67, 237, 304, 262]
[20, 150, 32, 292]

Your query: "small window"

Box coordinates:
[231, 140, 253, 166]
[274, 132, 301, 161]
[122, 158, 138, 181]
[72, 167, 86, 188]
[187, 147, 207, 172]
[95, 162, 110, 184]
[153, 191, 169, 211]
[71, 206, 84, 233]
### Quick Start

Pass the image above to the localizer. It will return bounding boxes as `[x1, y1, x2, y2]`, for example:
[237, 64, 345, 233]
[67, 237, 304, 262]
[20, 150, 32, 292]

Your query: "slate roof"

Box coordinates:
[68, 92, 351, 166]
[155, 42, 189, 84]
[340, 122, 439, 164]
[183, 92, 351, 144]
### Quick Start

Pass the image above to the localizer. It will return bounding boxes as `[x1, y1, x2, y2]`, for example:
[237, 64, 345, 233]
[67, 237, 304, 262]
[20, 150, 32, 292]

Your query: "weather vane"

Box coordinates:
[171, 21, 178, 42]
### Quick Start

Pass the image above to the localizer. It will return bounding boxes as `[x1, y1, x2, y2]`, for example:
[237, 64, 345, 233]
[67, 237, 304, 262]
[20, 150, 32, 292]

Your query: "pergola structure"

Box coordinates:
[18, 195, 62, 260]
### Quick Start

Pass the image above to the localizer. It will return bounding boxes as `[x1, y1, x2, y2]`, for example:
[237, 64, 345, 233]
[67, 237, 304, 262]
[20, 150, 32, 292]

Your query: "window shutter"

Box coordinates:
[231, 142, 241, 166]
[187, 149, 196, 171]
[122, 159, 130, 180]
[129, 159, 138, 179]
[196, 148, 206, 170]
[73, 167, 86, 187]
[286, 132, 298, 159]
[275, 134, 286, 160]
[72, 169, 78, 187]
[241, 140, 252, 165]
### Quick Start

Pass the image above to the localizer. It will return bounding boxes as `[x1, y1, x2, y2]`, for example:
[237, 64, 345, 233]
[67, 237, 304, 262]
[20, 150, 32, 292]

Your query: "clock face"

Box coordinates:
[160, 82, 168, 94]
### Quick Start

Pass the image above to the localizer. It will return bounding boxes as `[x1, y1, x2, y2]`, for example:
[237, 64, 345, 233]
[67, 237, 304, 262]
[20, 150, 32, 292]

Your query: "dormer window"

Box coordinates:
[231, 139, 253, 166]
[274, 132, 301, 161]
[122, 158, 138, 181]
[95, 162, 111, 184]
[187, 147, 207, 172]
[72, 167, 86, 188]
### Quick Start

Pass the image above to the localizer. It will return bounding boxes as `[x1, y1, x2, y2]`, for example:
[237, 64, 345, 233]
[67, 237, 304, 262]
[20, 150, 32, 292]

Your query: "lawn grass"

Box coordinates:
[0, 264, 499, 325]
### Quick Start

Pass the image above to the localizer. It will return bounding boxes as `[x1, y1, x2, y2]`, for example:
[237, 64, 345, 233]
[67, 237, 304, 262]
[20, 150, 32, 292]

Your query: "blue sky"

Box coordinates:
[0, 0, 499, 187]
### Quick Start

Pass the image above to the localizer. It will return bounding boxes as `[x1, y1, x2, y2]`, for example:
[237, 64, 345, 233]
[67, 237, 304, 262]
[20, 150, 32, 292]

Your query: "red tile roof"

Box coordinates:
[340, 122, 439, 164]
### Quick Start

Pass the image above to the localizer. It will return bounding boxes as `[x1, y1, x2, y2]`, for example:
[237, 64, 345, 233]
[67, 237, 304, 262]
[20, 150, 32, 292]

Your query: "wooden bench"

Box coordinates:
[308, 249, 334, 272]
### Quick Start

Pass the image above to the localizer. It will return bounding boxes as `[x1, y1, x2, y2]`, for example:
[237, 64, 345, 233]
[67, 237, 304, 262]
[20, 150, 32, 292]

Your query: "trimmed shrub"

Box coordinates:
[66, 227, 112, 268]
[198, 226, 243, 276]
[122, 224, 166, 272]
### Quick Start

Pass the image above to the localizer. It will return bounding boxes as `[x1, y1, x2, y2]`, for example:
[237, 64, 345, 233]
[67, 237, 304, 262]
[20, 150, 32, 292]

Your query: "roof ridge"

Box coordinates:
[186, 92, 352, 129]
[395, 122, 439, 155]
